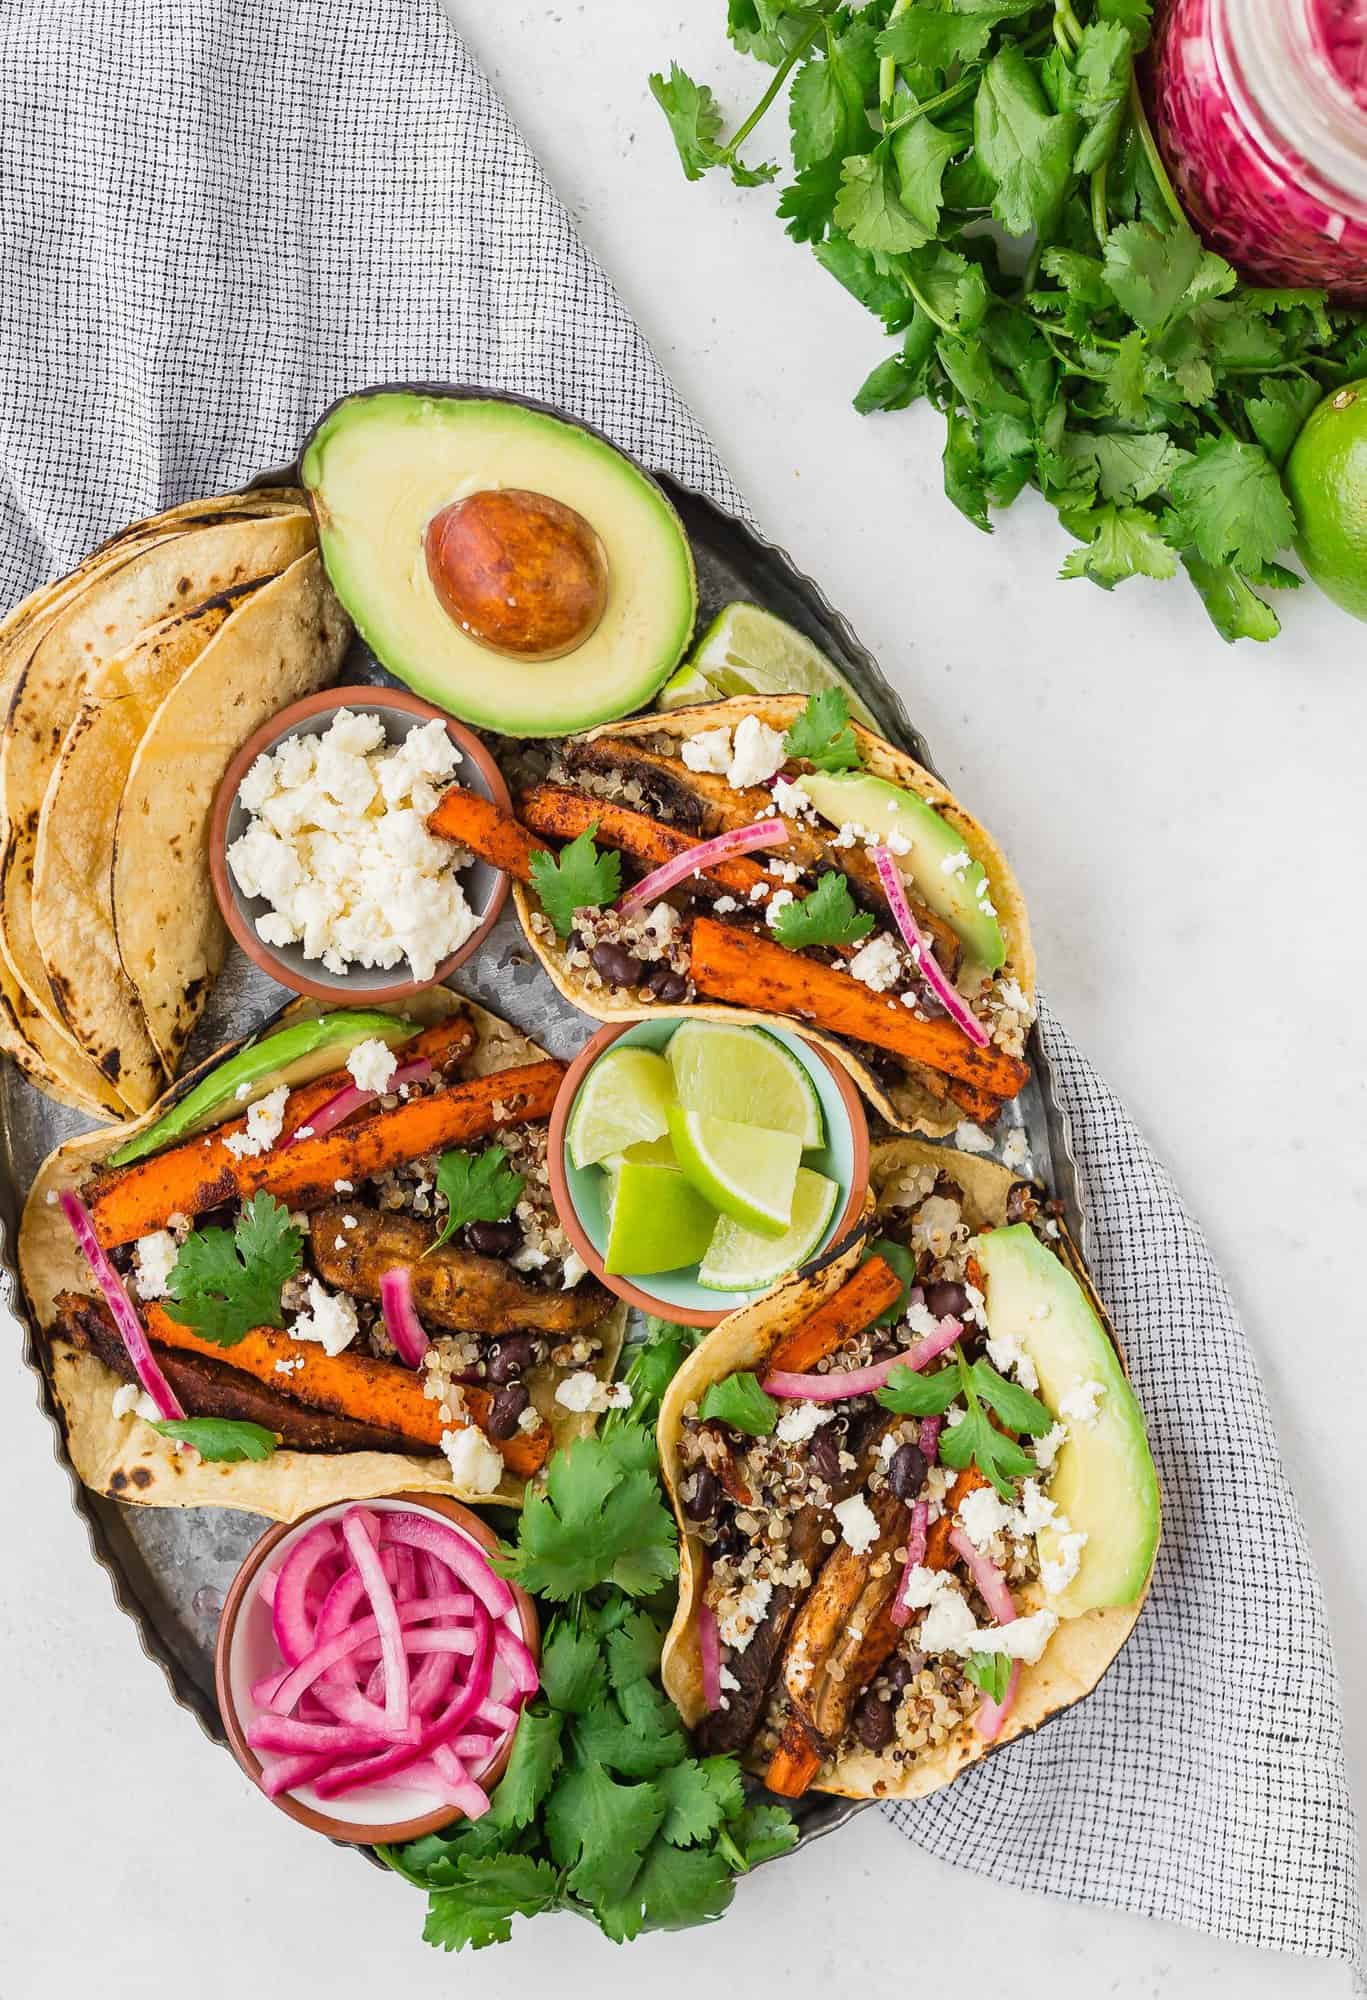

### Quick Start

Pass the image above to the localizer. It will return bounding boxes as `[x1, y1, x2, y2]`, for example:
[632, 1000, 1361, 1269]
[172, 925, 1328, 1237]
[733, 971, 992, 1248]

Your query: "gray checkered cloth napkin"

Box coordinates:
[1, 0, 1360, 1980]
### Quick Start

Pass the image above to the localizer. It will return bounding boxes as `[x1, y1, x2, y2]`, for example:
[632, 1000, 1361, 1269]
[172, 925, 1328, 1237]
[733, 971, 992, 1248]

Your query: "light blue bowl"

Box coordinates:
[559, 1017, 868, 1324]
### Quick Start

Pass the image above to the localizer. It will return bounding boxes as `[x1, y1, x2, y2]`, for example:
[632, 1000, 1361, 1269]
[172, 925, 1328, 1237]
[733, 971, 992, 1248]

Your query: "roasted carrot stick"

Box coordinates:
[519, 784, 775, 908]
[945, 1078, 1009, 1125]
[766, 1256, 904, 1376]
[688, 918, 1029, 1101]
[924, 1466, 990, 1570]
[89, 1060, 564, 1246]
[426, 786, 550, 882]
[765, 1717, 823, 1799]
[143, 1307, 549, 1476]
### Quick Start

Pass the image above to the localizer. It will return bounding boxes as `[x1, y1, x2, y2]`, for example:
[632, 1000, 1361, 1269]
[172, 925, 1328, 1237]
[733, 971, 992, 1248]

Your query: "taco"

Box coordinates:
[423, 695, 1035, 1135]
[20, 991, 626, 1519]
[655, 1139, 1159, 1801]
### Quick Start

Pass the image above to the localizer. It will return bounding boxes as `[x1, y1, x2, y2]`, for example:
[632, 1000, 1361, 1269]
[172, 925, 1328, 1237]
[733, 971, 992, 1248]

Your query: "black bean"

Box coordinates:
[809, 1433, 842, 1490]
[853, 1688, 895, 1751]
[887, 1441, 927, 1501]
[643, 962, 688, 1002]
[883, 1655, 914, 1693]
[486, 1382, 530, 1440]
[465, 1218, 522, 1257]
[590, 940, 643, 987]
[485, 1334, 537, 1384]
[924, 1279, 970, 1322]
[684, 1467, 721, 1522]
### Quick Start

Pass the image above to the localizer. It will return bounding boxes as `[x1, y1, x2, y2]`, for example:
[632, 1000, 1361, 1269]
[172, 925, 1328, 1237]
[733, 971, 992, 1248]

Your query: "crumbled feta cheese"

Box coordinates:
[440, 1424, 504, 1494]
[953, 1120, 995, 1154]
[766, 858, 801, 885]
[1012, 1478, 1057, 1535]
[764, 889, 796, 929]
[957, 1483, 1012, 1549]
[1040, 1526, 1089, 1596]
[132, 1229, 178, 1301]
[719, 1665, 740, 1693]
[1001, 1127, 1032, 1173]
[775, 1400, 836, 1446]
[1032, 1422, 1068, 1472]
[274, 1356, 306, 1375]
[1059, 1379, 1105, 1426]
[111, 1383, 160, 1422]
[681, 727, 732, 775]
[333, 1179, 353, 1194]
[833, 1493, 880, 1554]
[291, 1278, 359, 1357]
[726, 714, 786, 789]
[553, 1369, 628, 1415]
[222, 1083, 290, 1160]
[984, 1324, 1039, 1394]
[848, 932, 902, 993]
[346, 1037, 399, 1095]
[716, 1576, 772, 1652]
[561, 1249, 589, 1290]
[227, 710, 479, 982]
[940, 848, 971, 875]
[902, 1567, 1058, 1661]
[712, 895, 738, 915]
[771, 775, 814, 819]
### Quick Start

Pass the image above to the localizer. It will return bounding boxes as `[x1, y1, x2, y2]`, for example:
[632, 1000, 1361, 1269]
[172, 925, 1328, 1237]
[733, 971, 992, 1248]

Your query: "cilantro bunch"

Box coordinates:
[651, 0, 1367, 642]
[379, 1325, 797, 1949]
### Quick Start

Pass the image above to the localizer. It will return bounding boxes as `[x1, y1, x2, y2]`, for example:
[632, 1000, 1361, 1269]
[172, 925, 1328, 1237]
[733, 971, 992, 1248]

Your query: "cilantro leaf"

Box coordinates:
[943, 405, 990, 531]
[422, 1855, 561, 1952]
[723, 1800, 801, 1870]
[148, 1416, 277, 1462]
[427, 1143, 524, 1254]
[1058, 504, 1179, 589]
[1061, 429, 1189, 504]
[596, 1839, 735, 1943]
[834, 142, 933, 254]
[964, 1651, 1013, 1702]
[546, 1762, 665, 1908]
[772, 872, 875, 952]
[698, 1370, 779, 1437]
[877, 1362, 963, 1419]
[876, 9, 995, 72]
[604, 1608, 666, 1693]
[604, 1315, 702, 1435]
[1102, 220, 1234, 330]
[1245, 376, 1322, 468]
[969, 1358, 1053, 1437]
[484, 1706, 563, 1833]
[789, 46, 867, 172]
[939, 1402, 1035, 1499]
[1059, 19, 1132, 175]
[656, 1757, 745, 1847]
[162, 1192, 302, 1348]
[649, 64, 725, 181]
[781, 686, 861, 773]
[1180, 551, 1281, 643]
[572, 1681, 688, 1780]
[1167, 438, 1296, 573]
[974, 46, 1079, 238]
[499, 1431, 678, 1602]
[870, 1237, 917, 1326]
[539, 1622, 607, 1714]
[890, 116, 961, 242]
[528, 824, 622, 937]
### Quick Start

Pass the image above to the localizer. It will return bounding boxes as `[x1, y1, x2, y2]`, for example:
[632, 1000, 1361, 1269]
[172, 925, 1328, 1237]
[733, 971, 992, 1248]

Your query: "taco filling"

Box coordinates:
[658, 1147, 1159, 1799]
[28, 1003, 624, 1498]
[425, 694, 1035, 1132]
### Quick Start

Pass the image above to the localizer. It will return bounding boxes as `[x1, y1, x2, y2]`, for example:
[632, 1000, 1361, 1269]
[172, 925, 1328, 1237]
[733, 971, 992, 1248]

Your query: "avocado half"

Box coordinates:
[300, 390, 698, 735]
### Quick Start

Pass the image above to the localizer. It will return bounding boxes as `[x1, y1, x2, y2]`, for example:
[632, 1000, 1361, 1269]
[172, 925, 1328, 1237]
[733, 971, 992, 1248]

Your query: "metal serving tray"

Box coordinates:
[0, 461, 1087, 1862]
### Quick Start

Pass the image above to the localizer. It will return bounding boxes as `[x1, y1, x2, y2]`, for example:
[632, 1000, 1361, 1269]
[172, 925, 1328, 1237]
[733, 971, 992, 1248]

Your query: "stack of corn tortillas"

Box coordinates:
[0, 491, 351, 1121]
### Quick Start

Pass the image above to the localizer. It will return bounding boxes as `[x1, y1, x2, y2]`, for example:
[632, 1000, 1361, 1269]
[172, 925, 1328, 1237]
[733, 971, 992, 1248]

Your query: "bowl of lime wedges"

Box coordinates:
[548, 1016, 869, 1326]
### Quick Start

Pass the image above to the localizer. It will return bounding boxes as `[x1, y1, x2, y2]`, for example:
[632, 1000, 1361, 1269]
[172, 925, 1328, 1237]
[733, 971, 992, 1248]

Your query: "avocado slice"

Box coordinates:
[799, 769, 1005, 971]
[107, 1010, 417, 1166]
[300, 392, 697, 735]
[977, 1224, 1160, 1615]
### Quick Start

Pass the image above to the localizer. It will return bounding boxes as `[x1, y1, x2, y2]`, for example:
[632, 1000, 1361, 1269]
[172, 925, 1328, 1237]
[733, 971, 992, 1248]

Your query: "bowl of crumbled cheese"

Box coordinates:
[210, 686, 512, 1002]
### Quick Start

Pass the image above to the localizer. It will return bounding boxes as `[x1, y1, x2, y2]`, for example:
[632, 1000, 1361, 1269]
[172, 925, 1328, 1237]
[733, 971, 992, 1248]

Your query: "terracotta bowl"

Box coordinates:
[209, 684, 511, 1004]
[214, 1493, 539, 1845]
[548, 1017, 870, 1328]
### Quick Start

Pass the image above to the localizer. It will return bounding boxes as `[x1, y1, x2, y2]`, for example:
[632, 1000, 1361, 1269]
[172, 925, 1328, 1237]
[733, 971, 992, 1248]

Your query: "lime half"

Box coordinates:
[669, 602, 879, 726]
[602, 1159, 717, 1276]
[567, 1046, 674, 1169]
[699, 1168, 840, 1292]
[1286, 379, 1367, 622]
[666, 1020, 823, 1149]
[666, 1104, 801, 1238]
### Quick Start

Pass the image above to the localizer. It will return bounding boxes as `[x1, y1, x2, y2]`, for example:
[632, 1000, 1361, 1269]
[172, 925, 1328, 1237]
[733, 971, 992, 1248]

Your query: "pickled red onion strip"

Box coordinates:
[382, 1510, 516, 1619]
[283, 1057, 432, 1147]
[764, 1317, 961, 1400]
[59, 1191, 185, 1422]
[698, 1594, 723, 1711]
[890, 1500, 930, 1630]
[948, 1526, 1017, 1627]
[380, 1267, 431, 1369]
[616, 817, 791, 914]
[974, 1665, 1021, 1743]
[870, 844, 988, 1048]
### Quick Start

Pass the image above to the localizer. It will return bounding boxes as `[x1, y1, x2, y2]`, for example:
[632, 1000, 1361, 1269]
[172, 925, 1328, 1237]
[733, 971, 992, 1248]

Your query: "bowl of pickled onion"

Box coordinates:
[215, 1493, 539, 1843]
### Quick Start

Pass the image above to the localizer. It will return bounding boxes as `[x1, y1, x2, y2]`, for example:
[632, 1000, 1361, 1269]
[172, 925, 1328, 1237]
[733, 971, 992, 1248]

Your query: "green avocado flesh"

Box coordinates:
[798, 770, 1005, 971]
[107, 1010, 416, 1166]
[300, 392, 698, 735]
[977, 1224, 1160, 1616]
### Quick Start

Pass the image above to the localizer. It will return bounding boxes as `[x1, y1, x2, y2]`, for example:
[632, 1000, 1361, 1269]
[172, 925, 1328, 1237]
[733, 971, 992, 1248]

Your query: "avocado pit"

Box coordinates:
[424, 488, 609, 661]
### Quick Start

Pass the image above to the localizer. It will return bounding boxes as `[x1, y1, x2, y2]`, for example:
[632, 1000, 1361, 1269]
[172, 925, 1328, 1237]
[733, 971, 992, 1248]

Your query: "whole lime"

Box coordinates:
[1285, 379, 1367, 621]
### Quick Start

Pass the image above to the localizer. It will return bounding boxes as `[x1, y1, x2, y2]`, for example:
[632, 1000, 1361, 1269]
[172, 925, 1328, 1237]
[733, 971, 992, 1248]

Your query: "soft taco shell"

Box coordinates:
[110, 549, 349, 1079]
[514, 697, 1034, 1136]
[20, 990, 626, 1519]
[658, 1140, 1150, 1801]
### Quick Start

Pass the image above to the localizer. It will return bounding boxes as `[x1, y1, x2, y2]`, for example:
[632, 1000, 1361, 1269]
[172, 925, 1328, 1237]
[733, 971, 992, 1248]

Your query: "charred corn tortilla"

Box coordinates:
[513, 696, 1035, 1137]
[658, 1141, 1151, 1801]
[20, 990, 626, 1519]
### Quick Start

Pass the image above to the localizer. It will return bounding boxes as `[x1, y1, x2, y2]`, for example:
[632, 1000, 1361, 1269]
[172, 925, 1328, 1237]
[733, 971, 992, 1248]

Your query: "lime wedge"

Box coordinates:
[602, 1159, 718, 1275]
[666, 1020, 823, 1149]
[698, 1168, 840, 1292]
[655, 663, 717, 712]
[567, 1047, 675, 1169]
[674, 602, 880, 727]
[666, 1105, 801, 1238]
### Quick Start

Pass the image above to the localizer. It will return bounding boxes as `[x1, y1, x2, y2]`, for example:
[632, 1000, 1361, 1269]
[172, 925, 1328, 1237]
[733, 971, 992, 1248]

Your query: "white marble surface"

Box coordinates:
[2, 4, 1363, 1995]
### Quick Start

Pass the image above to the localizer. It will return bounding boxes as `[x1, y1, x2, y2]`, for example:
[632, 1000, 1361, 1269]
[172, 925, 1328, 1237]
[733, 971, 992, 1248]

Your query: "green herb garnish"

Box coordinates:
[698, 1370, 780, 1437]
[964, 1651, 1013, 1703]
[879, 1348, 1053, 1497]
[161, 1192, 302, 1348]
[149, 1416, 278, 1463]
[772, 871, 874, 952]
[781, 687, 861, 772]
[528, 825, 622, 937]
[426, 1143, 524, 1255]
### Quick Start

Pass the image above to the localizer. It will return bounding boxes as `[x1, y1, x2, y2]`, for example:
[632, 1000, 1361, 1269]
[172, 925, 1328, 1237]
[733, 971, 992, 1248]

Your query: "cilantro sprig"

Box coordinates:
[149, 1416, 278, 1462]
[782, 687, 861, 772]
[529, 824, 622, 937]
[161, 1192, 303, 1348]
[772, 871, 874, 952]
[698, 1370, 780, 1437]
[426, 1143, 524, 1255]
[878, 1347, 1053, 1498]
[964, 1652, 1013, 1703]
[653, 1, 1367, 643]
